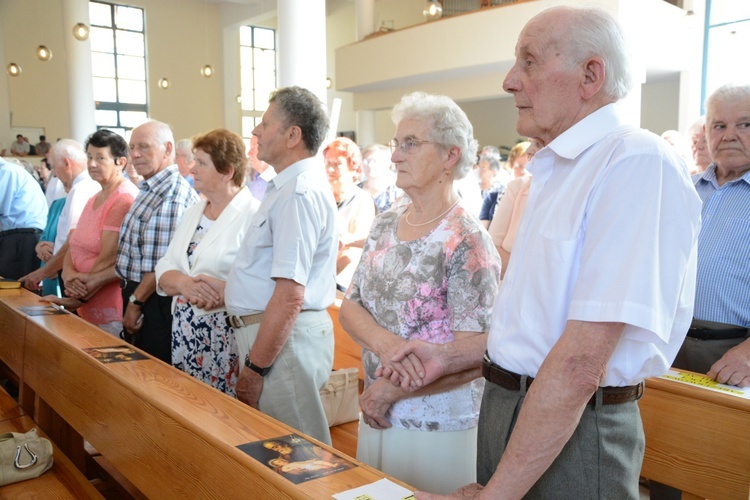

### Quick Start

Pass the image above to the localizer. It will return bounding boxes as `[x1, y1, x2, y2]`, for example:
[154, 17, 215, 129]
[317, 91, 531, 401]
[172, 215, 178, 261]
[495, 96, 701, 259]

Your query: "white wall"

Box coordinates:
[0, 0, 685, 150]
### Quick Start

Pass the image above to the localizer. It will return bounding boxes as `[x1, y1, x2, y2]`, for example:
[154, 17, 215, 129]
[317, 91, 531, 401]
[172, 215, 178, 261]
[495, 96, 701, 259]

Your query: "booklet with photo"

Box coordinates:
[83, 345, 148, 364]
[237, 433, 356, 485]
[18, 305, 66, 316]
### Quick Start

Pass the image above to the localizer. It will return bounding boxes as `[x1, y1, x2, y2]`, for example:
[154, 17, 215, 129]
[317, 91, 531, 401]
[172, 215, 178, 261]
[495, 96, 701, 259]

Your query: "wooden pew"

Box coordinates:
[328, 298, 363, 380]
[639, 374, 750, 500]
[0, 287, 408, 499]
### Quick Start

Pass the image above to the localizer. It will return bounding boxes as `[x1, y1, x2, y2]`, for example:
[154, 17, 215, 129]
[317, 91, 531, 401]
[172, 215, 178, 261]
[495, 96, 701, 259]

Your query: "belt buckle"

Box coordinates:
[228, 315, 244, 329]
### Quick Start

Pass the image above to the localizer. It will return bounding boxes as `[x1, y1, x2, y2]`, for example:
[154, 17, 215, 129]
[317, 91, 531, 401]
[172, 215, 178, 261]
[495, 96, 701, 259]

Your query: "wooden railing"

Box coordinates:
[0, 287, 400, 499]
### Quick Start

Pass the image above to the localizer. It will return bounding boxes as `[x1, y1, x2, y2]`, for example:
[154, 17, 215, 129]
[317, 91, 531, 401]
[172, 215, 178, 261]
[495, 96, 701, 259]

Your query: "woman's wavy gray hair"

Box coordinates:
[391, 92, 478, 180]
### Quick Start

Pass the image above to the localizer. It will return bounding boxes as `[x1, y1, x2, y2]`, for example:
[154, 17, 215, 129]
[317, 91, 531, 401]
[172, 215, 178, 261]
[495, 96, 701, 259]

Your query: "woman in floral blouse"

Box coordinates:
[340, 92, 502, 494]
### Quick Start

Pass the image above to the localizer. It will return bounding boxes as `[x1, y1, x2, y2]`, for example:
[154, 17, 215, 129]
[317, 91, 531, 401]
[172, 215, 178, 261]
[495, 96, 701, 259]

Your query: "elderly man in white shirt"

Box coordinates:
[384, 6, 701, 500]
[20, 139, 101, 290]
[225, 86, 338, 446]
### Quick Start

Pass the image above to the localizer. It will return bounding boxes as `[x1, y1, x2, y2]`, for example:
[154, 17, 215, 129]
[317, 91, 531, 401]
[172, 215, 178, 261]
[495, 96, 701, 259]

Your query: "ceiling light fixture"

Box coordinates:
[36, 45, 52, 61]
[423, 0, 443, 21]
[158, 78, 170, 90]
[200, 65, 214, 78]
[7, 63, 21, 77]
[73, 23, 90, 41]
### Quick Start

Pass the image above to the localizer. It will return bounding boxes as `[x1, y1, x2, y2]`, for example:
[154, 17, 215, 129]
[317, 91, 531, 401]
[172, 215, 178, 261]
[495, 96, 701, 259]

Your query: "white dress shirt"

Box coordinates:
[488, 103, 702, 386]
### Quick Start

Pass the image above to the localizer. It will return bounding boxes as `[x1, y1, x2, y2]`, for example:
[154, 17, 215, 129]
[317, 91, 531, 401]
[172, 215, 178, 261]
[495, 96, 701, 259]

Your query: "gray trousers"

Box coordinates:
[235, 310, 334, 445]
[477, 380, 643, 499]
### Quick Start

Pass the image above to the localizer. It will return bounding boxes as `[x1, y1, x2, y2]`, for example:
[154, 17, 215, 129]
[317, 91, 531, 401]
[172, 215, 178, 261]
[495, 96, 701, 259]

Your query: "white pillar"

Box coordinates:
[61, 0, 96, 142]
[355, 0, 376, 145]
[356, 0, 376, 41]
[277, 0, 326, 104]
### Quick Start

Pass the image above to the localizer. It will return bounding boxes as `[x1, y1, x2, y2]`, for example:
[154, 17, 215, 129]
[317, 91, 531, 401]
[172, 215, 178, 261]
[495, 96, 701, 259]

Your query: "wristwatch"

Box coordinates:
[128, 294, 146, 307]
[244, 354, 272, 377]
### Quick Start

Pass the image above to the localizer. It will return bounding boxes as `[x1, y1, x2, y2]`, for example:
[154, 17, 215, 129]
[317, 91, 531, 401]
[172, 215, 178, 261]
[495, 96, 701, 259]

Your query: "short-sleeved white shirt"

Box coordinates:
[225, 157, 338, 314]
[54, 170, 101, 252]
[487, 104, 702, 386]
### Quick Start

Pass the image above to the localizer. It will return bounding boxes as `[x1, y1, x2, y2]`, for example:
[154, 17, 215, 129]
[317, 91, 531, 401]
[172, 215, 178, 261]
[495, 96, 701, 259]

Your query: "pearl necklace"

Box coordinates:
[404, 198, 460, 227]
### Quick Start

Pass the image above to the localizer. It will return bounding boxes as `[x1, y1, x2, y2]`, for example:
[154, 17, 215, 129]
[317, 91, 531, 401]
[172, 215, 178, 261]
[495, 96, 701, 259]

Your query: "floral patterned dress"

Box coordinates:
[347, 204, 502, 431]
[171, 215, 238, 396]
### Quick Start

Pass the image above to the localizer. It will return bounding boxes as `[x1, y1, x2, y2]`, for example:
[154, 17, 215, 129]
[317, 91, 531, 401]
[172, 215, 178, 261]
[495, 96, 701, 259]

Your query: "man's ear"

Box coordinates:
[287, 125, 303, 149]
[581, 56, 606, 100]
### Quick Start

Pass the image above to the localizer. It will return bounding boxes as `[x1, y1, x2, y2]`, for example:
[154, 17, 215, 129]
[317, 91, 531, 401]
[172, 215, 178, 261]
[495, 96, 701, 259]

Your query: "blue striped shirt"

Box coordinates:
[693, 164, 750, 327]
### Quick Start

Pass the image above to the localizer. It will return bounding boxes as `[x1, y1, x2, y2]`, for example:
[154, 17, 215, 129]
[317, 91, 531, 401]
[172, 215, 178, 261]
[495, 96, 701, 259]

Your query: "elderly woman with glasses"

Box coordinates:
[339, 92, 501, 494]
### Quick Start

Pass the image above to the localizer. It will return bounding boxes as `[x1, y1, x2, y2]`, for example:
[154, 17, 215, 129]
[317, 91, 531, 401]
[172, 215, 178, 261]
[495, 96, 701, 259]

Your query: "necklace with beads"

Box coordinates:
[404, 198, 460, 227]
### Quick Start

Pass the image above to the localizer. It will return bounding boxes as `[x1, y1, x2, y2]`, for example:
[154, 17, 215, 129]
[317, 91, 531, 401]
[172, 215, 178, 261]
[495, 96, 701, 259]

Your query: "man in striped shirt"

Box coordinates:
[676, 83, 750, 388]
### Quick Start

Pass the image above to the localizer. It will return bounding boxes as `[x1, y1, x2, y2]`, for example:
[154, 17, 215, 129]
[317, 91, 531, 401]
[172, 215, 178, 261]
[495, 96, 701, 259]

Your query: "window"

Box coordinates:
[702, 0, 750, 112]
[89, 1, 148, 137]
[239, 26, 277, 143]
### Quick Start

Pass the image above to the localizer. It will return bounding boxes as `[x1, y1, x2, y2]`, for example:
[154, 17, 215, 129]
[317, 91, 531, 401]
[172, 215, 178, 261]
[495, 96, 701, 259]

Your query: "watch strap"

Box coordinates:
[129, 294, 146, 307]
[244, 355, 272, 377]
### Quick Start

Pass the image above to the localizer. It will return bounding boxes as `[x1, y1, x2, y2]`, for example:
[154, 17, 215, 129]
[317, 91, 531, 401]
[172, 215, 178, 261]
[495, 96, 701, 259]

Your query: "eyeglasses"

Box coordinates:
[388, 138, 434, 155]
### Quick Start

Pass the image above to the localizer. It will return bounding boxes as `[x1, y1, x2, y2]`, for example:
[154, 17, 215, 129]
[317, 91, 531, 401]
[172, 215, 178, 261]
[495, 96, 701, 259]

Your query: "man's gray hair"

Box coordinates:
[176, 139, 194, 160]
[391, 91, 478, 180]
[547, 6, 633, 101]
[50, 139, 86, 165]
[140, 120, 175, 162]
[705, 84, 750, 114]
[269, 86, 329, 154]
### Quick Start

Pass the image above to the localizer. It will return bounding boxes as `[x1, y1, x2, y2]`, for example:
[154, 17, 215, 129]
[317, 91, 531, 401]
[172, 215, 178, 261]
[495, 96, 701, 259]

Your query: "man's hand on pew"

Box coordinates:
[708, 339, 750, 387]
[236, 367, 263, 409]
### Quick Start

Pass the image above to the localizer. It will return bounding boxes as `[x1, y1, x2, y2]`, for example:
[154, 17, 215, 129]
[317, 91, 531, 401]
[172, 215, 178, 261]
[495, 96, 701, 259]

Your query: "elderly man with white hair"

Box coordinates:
[677, 84, 750, 385]
[19, 139, 100, 290]
[386, 6, 702, 499]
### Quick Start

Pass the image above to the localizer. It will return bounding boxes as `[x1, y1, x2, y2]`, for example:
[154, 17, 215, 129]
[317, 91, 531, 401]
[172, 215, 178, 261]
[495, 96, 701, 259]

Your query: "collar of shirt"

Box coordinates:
[545, 103, 626, 161]
[259, 166, 277, 182]
[269, 156, 319, 191]
[695, 162, 750, 189]
[70, 168, 94, 188]
[142, 164, 179, 195]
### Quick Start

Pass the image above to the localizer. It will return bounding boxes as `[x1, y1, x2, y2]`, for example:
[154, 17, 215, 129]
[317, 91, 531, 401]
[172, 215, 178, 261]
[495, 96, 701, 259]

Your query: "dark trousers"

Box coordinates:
[0, 229, 41, 280]
[121, 280, 173, 364]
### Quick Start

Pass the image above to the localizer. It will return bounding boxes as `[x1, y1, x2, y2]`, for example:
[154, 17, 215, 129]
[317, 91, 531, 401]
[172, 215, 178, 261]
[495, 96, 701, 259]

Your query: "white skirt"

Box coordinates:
[356, 416, 477, 495]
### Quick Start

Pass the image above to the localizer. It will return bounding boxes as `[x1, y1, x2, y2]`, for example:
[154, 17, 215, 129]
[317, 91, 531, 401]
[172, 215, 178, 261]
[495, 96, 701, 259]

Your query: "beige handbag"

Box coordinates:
[0, 428, 54, 486]
[319, 367, 360, 427]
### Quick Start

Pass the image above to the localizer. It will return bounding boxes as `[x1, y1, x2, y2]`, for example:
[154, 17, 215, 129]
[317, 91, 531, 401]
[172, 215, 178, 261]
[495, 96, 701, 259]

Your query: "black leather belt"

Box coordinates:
[687, 319, 748, 341]
[482, 353, 643, 406]
[0, 228, 42, 237]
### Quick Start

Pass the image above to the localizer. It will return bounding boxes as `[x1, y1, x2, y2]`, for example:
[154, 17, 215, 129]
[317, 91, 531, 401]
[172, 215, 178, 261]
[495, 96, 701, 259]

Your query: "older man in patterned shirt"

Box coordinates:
[116, 121, 198, 363]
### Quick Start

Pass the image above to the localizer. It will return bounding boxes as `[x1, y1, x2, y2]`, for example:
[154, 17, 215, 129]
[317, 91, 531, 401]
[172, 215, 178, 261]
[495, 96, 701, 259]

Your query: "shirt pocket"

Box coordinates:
[247, 213, 273, 249]
[519, 231, 581, 335]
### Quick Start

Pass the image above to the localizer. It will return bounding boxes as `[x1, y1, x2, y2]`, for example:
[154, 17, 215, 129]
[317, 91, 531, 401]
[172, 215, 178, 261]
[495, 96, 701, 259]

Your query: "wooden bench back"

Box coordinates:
[0, 288, 397, 499]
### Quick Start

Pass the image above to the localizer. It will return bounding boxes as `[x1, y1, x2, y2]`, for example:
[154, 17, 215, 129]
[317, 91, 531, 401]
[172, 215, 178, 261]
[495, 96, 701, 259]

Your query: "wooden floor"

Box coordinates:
[330, 419, 359, 458]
